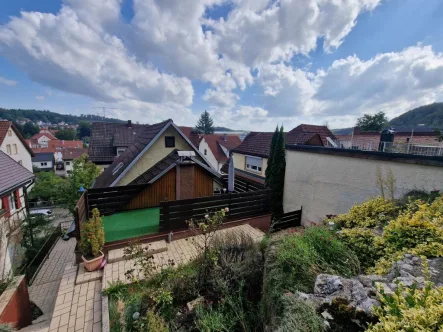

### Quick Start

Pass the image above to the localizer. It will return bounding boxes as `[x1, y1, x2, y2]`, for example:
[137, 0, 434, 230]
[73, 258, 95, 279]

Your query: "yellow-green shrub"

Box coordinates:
[368, 279, 443, 331]
[79, 208, 105, 258]
[338, 228, 383, 270]
[329, 197, 398, 229]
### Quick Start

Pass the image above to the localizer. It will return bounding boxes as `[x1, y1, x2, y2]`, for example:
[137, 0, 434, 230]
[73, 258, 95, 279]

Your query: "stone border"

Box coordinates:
[101, 294, 110, 332]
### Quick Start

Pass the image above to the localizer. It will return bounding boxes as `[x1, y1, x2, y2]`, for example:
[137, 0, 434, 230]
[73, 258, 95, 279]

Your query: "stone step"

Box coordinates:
[75, 263, 103, 285]
[107, 239, 168, 264]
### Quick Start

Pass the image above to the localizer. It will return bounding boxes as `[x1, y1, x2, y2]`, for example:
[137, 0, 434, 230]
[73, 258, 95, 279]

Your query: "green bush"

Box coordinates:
[329, 197, 398, 229]
[275, 295, 324, 332]
[338, 228, 383, 270]
[135, 311, 168, 332]
[261, 226, 359, 327]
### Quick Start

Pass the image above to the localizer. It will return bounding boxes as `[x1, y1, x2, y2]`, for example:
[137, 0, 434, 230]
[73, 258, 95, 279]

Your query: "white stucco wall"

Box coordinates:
[232, 152, 268, 177]
[37, 135, 51, 147]
[32, 160, 54, 170]
[283, 149, 443, 226]
[0, 128, 33, 172]
[199, 138, 219, 171]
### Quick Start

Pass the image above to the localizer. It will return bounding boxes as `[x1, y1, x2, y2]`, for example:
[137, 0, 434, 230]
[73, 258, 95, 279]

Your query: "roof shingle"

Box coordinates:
[203, 134, 241, 164]
[0, 151, 34, 195]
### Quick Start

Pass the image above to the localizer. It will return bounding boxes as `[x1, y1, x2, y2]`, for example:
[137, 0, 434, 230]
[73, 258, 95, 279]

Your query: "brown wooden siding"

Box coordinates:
[194, 166, 214, 198]
[123, 169, 176, 210]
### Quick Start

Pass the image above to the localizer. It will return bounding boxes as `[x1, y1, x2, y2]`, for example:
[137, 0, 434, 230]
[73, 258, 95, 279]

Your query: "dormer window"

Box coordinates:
[116, 148, 126, 156]
[165, 136, 175, 148]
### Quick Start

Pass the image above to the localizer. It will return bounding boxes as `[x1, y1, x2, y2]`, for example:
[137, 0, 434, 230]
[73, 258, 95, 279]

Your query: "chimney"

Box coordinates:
[223, 133, 227, 141]
[127, 120, 132, 127]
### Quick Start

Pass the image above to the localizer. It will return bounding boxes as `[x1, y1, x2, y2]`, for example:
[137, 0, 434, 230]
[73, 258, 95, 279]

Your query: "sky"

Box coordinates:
[0, 0, 443, 131]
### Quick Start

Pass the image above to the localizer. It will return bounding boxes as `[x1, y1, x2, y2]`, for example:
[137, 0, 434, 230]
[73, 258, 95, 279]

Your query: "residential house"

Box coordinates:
[30, 130, 58, 148]
[0, 151, 35, 277]
[231, 124, 336, 185]
[199, 134, 241, 173]
[335, 126, 442, 151]
[93, 119, 223, 203]
[0, 121, 34, 172]
[61, 148, 88, 176]
[32, 152, 55, 172]
[49, 140, 83, 162]
[88, 120, 146, 171]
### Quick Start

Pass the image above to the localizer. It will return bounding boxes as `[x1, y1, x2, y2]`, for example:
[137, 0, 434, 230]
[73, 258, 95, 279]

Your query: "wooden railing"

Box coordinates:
[159, 189, 271, 232]
[221, 174, 264, 192]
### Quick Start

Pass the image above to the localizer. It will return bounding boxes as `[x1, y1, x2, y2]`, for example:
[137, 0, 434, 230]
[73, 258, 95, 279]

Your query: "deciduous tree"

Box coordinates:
[356, 111, 388, 131]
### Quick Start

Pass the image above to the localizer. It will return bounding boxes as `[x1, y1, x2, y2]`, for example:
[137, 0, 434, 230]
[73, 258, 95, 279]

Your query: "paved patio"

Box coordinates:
[21, 238, 76, 331]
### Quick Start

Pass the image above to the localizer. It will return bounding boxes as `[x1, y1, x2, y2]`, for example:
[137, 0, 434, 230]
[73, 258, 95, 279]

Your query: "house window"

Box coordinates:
[9, 193, 15, 212]
[116, 148, 126, 156]
[6, 145, 11, 155]
[204, 149, 207, 155]
[13, 144, 17, 154]
[7, 129, 12, 136]
[18, 160, 22, 165]
[165, 136, 175, 148]
[40, 162, 47, 167]
[65, 161, 70, 166]
[246, 156, 262, 173]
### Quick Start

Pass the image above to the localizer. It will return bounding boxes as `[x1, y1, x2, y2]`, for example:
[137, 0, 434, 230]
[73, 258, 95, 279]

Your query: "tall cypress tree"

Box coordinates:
[194, 110, 215, 134]
[265, 126, 279, 188]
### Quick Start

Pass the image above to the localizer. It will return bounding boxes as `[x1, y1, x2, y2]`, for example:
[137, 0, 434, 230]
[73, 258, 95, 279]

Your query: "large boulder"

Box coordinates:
[295, 255, 443, 331]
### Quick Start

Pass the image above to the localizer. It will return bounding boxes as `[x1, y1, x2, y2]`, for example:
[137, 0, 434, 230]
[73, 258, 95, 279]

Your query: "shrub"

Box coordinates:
[135, 311, 168, 332]
[275, 295, 324, 332]
[261, 226, 359, 327]
[329, 197, 398, 229]
[79, 208, 105, 258]
[338, 228, 383, 270]
[368, 279, 443, 331]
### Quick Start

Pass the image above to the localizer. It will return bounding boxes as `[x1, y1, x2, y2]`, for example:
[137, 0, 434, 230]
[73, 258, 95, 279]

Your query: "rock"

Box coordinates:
[321, 310, 333, 320]
[357, 275, 386, 288]
[314, 274, 343, 295]
[186, 296, 204, 312]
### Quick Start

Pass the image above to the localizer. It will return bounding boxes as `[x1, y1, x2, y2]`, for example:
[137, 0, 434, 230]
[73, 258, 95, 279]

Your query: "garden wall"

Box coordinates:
[283, 145, 443, 225]
[0, 275, 32, 329]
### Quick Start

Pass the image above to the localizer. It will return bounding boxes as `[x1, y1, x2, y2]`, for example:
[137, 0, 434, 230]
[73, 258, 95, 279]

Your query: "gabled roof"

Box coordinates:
[179, 126, 202, 147]
[232, 124, 333, 158]
[0, 151, 34, 196]
[88, 122, 146, 163]
[31, 132, 58, 140]
[62, 148, 88, 160]
[93, 120, 214, 188]
[203, 134, 242, 164]
[0, 121, 35, 157]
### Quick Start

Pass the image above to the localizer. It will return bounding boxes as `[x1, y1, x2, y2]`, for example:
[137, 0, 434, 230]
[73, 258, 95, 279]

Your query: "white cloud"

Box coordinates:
[0, 76, 17, 86]
[36, 95, 45, 100]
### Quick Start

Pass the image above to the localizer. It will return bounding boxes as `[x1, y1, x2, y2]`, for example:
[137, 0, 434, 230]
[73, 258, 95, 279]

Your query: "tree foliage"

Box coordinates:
[265, 125, 285, 216]
[356, 111, 388, 131]
[55, 128, 77, 140]
[29, 172, 66, 202]
[194, 110, 215, 134]
[390, 102, 443, 127]
[22, 122, 40, 138]
[77, 121, 92, 139]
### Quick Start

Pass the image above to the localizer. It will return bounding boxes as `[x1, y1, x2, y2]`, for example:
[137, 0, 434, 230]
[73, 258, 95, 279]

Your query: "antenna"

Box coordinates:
[92, 106, 119, 121]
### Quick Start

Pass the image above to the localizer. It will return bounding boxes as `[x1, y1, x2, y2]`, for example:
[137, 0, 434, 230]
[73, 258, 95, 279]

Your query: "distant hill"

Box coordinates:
[389, 102, 443, 127]
[0, 108, 125, 125]
[331, 127, 353, 135]
[214, 126, 242, 132]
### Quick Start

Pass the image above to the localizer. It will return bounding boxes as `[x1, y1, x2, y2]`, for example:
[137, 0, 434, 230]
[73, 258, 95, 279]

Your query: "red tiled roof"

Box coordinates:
[31, 132, 58, 141]
[179, 126, 202, 147]
[0, 121, 35, 156]
[232, 124, 333, 158]
[203, 134, 241, 163]
[62, 148, 88, 160]
[49, 140, 83, 149]
[32, 147, 56, 154]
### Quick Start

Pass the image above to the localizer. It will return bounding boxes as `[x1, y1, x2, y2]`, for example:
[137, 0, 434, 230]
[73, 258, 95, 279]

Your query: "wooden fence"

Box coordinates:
[159, 189, 271, 232]
[271, 208, 302, 232]
[221, 174, 264, 192]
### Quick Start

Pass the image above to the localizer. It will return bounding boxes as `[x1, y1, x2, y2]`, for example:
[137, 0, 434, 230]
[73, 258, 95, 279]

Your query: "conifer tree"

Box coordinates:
[265, 126, 279, 187]
[194, 110, 215, 134]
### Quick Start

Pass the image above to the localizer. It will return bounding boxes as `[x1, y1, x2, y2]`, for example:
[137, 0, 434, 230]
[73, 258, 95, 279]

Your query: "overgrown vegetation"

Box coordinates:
[79, 208, 104, 259]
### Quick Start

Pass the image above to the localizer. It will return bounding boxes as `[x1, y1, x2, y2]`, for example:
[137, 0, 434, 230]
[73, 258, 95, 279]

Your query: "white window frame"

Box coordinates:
[41, 162, 47, 167]
[116, 148, 126, 156]
[13, 144, 17, 154]
[245, 155, 263, 173]
[6, 144, 11, 154]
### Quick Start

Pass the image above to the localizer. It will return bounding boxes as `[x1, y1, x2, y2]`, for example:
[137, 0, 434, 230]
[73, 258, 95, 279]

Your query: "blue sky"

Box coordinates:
[0, 0, 443, 130]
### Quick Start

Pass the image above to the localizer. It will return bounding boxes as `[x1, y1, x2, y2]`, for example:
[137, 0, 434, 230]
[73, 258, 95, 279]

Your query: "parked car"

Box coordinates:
[30, 209, 54, 219]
